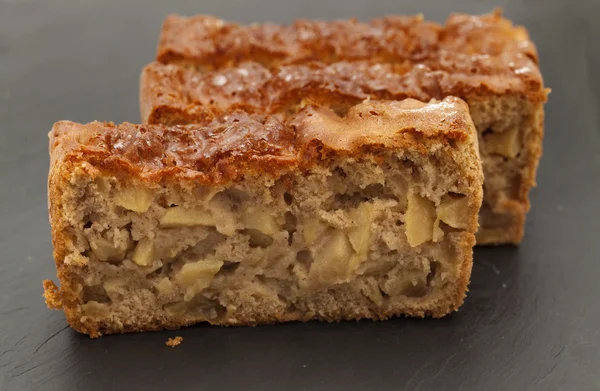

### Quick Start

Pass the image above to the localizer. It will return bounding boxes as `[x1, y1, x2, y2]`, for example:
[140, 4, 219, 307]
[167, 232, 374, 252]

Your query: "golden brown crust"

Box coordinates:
[49, 115, 297, 186]
[52, 97, 473, 186]
[141, 55, 547, 126]
[155, 11, 545, 102]
[146, 10, 547, 130]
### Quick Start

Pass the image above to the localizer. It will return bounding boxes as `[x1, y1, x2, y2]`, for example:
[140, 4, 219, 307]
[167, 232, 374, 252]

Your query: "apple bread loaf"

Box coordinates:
[141, 10, 548, 244]
[44, 97, 482, 337]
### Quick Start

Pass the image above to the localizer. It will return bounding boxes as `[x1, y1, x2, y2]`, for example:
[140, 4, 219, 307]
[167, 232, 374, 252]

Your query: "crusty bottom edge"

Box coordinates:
[45, 253, 472, 338]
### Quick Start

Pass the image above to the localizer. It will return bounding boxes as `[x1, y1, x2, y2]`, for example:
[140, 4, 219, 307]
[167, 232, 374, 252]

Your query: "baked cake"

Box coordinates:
[44, 97, 482, 337]
[140, 10, 548, 244]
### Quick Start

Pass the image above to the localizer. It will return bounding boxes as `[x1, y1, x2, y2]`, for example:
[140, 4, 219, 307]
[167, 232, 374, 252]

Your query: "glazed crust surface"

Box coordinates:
[141, 57, 545, 126]
[53, 98, 475, 185]
[144, 11, 547, 124]
[156, 11, 543, 99]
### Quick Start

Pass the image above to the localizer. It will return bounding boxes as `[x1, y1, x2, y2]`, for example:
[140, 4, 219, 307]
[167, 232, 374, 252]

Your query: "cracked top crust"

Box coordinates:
[153, 10, 545, 102]
[51, 97, 478, 185]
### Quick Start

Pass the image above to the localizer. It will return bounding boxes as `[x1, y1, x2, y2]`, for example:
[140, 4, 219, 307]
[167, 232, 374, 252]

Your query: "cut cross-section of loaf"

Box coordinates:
[140, 10, 548, 245]
[45, 97, 483, 337]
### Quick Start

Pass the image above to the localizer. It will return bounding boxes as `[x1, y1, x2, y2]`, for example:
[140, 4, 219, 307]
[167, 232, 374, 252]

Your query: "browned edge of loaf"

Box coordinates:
[149, 10, 548, 106]
[155, 10, 542, 92]
[45, 97, 482, 336]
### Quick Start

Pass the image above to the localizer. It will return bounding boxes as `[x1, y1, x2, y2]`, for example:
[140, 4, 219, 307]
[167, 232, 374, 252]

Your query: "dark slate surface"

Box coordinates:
[0, 0, 599, 389]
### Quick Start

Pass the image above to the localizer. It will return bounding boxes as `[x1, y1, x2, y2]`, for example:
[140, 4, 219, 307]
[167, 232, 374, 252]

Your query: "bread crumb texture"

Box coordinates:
[166, 336, 183, 347]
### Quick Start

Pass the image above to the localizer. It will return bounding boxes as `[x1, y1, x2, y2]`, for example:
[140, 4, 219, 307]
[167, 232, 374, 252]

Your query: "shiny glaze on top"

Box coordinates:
[51, 97, 474, 184]
[156, 10, 543, 95]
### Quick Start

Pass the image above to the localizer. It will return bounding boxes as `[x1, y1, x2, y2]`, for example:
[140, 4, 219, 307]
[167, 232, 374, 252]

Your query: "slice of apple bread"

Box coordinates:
[44, 97, 482, 337]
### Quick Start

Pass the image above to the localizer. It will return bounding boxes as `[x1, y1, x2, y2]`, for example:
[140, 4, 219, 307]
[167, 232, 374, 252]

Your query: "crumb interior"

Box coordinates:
[61, 151, 476, 327]
[468, 95, 542, 243]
